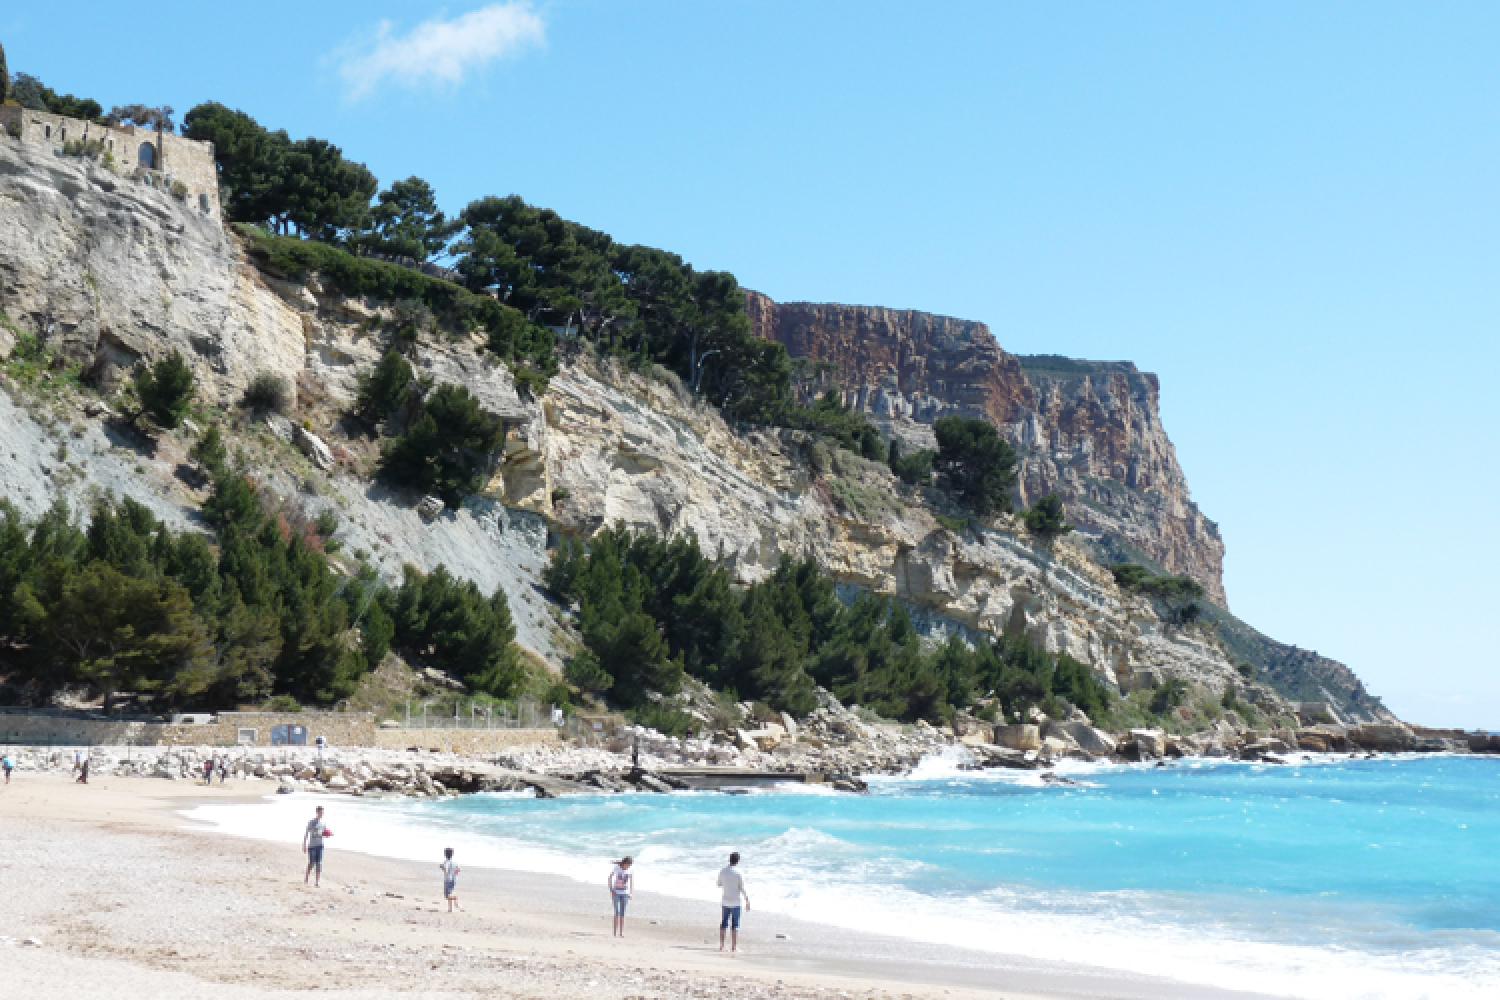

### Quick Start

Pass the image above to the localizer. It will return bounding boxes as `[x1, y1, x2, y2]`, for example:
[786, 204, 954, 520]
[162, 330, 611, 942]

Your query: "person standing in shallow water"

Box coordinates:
[717, 852, 750, 953]
[440, 847, 462, 912]
[608, 856, 634, 936]
[302, 805, 329, 886]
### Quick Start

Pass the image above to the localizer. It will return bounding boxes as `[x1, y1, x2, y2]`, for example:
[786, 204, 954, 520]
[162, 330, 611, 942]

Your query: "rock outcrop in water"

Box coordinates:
[0, 134, 1393, 724]
[745, 292, 1227, 606]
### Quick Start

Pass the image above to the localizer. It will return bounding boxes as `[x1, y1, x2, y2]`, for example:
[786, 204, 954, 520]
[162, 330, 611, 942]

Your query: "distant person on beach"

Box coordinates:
[76, 756, 89, 784]
[302, 805, 330, 886]
[3, 754, 13, 784]
[217, 756, 229, 785]
[608, 856, 634, 936]
[717, 852, 750, 953]
[73, 750, 82, 775]
[440, 847, 462, 912]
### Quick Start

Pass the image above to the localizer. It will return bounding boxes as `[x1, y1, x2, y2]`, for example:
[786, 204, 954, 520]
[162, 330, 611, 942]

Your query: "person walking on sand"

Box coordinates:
[2, 754, 13, 784]
[302, 805, 330, 886]
[608, 856, 634, 936]
[717, 851, 750, 953]
[76, 755, 90, 784]
[440, 847, 462, 912]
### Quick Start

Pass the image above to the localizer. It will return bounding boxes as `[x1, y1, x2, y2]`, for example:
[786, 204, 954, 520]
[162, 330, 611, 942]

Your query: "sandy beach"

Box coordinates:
[0, 771, 1290, 1000]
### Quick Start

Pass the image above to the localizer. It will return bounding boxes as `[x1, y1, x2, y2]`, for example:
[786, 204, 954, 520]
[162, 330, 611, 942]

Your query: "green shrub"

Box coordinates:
[564, 650, 612, 695]
[241, 372, 292, 414]
[237, 225, 556, 388]
[933, 415, 1019, 516]
[134, 351, 196, 429]
[628, 701, 700, 738]
[1021, 493, 1071, 541]
[379, 383, 504, 506]
[353, 350, 415, 427]
[1150, 677, 1189, 715]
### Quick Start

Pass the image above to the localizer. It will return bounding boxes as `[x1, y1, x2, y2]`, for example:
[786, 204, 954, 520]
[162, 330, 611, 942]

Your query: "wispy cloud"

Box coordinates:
[340, 3, 545, 100]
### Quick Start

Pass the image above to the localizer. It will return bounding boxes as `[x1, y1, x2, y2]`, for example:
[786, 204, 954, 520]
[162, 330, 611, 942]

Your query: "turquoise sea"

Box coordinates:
[190, 754, 1500, 999]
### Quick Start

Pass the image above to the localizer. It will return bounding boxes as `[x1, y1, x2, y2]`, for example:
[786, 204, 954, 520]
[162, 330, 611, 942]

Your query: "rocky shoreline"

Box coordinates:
[4, 698, 1493, 802]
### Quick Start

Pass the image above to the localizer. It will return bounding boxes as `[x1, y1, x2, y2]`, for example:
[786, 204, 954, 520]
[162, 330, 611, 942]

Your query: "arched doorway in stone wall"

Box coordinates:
[137, 141, 157, 169]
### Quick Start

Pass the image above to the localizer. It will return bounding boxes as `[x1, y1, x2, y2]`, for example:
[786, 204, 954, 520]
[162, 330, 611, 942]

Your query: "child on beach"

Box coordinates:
[2, 754, 13, 783]
[608, 856, 634, 936]
[440, 847, 461, 912]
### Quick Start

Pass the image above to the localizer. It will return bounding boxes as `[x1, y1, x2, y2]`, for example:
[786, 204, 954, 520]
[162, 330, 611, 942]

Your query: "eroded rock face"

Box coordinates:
[0, 140, 303, 402]
[746, 292, 1227, 606]
[0, 139, 1391, 723]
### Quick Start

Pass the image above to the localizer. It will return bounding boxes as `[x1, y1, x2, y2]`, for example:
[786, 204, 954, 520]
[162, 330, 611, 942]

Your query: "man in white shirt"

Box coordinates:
[716, 851, 750, 953]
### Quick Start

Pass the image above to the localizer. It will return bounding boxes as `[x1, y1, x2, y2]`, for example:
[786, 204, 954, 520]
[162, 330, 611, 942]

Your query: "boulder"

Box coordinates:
[993, 724, 1041, 751]
[417, 495, 445, 521]
[1126, 668, 1164, 692]
[1129, 728, 1166, 759]
[779, 712, 799, 741]
[294, 426, 335, 471]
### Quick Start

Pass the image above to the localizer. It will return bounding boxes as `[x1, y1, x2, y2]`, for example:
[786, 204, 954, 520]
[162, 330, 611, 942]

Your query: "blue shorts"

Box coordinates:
[613, 892, 629, 917]
[444, 879, 457, 898]
[307, 845, 324, 866]
[720, 905, 741, 930]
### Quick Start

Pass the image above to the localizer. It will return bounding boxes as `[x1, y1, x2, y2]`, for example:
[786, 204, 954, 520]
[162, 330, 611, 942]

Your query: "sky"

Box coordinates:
[4, 2, 1496, 727]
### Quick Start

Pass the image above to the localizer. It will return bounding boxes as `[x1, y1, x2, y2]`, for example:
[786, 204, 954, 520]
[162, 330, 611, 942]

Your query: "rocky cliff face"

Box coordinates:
[0, 136, 1392, 723]
[746, 293, 1227, 606]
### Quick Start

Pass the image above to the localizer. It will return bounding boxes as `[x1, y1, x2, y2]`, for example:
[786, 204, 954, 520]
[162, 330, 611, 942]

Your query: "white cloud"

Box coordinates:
[340, 3, 545, 100]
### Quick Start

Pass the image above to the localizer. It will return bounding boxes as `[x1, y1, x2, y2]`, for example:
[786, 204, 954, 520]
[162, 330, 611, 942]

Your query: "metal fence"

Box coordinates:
[401, 697, 560, 730]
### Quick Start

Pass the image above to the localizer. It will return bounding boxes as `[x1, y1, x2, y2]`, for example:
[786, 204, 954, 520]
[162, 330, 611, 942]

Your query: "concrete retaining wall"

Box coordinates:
[0, 711, 560, 753]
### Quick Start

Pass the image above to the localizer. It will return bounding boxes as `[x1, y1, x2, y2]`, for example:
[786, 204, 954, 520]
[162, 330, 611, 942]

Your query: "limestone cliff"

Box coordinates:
[746, 293, 1227, 606]
[0, 135, 1392, 724]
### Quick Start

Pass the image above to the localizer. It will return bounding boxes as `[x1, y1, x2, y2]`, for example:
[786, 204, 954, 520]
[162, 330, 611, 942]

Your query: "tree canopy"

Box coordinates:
[181, 103, 376, 239]
[545, 526, 1113, 725]
[379, 383, 505, 506]
[8, 72, 103, 121]
[1021, 493, 1071, 541]
[133, 351, 196, 429]
[933, 415, 1019, 516]
[357, 176, 460, 263]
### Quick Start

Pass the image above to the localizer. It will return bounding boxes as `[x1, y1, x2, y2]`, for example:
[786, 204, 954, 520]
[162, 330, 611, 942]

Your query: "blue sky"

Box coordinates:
[5, 2, 1496, 727]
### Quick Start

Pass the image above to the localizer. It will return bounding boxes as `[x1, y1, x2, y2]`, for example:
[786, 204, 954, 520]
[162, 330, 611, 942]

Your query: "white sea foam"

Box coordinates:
[182, 787, 1500, 1000]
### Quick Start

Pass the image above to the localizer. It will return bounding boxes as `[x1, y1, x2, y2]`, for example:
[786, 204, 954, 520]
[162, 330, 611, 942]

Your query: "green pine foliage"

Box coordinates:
[385, 565, 522, 698]
[933, 415, 1019, 516]
[1021, 493, 1071, 541]
[8, 71, 103, 120]
[1111, 563, 1207, 626]
[238, 224, 556, 388]
[781, 392, 885, 460]
[0, 472, 524, 710]
[887, 438, 936, 485]
[379, 383, 505, 507]
[133, 351, 196, 429]
[546, 526, 1114, 724]
[354, 349, 416, 428]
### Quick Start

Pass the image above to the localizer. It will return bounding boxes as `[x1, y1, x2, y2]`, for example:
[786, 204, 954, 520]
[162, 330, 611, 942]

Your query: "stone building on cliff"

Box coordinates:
[0, 105, 219, 221]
